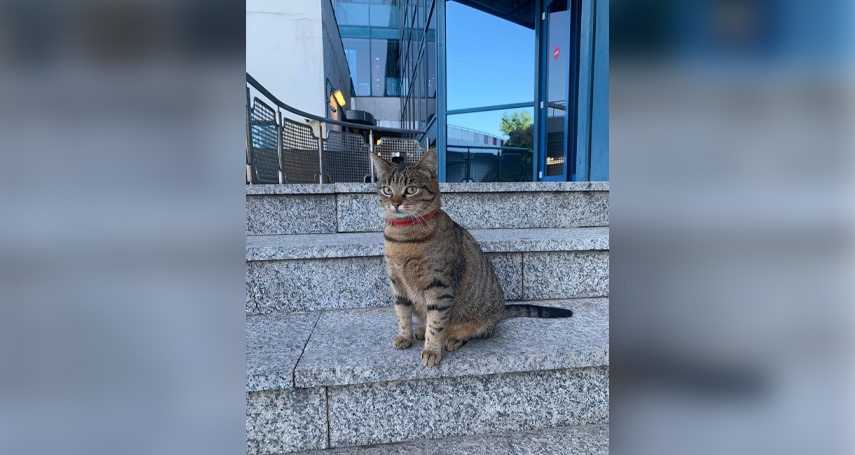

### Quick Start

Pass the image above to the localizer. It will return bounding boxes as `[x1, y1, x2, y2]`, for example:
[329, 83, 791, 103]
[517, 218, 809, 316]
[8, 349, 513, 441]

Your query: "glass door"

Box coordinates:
[539, 0, 571, 181]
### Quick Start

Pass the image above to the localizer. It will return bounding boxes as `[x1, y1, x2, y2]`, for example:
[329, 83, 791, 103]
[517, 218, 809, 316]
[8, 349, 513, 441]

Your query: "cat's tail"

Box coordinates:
[504, 304, 573, 319]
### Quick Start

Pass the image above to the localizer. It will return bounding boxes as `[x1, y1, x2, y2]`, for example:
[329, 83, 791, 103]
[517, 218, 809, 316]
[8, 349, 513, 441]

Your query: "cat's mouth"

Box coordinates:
[386, 207, 420, 220]
[388, 208, 409, 218]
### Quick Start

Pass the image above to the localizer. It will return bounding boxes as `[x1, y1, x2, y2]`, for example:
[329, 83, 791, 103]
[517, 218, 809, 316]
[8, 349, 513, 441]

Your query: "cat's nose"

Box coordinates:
[391, 202, 402, 209]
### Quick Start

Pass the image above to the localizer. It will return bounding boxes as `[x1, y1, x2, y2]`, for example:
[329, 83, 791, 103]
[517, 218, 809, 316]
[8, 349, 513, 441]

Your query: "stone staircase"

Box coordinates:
[246, 182, 610, 454]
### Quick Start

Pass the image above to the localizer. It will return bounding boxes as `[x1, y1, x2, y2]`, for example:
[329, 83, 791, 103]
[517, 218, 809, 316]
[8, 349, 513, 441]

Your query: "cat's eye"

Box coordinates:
[405, 186, 418, 195]
[381, 186, 392, 196]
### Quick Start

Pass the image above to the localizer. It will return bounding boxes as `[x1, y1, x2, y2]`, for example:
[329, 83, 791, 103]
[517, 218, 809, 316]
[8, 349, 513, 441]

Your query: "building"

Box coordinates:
[246, 0, 353, 119]
[246, 0, 608, 182]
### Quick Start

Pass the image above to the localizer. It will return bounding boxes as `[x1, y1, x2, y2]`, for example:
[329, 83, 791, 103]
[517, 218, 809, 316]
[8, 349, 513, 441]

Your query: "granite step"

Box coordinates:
[246, 298, 609, 454]
[246, 227, 609, 314]
[246, 182, 609, 235]
[297, 424, 609, 454]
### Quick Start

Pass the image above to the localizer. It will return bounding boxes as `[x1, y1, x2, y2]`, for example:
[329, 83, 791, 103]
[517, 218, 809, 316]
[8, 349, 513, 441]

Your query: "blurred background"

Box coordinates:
[610, 0, 854, 454]
[0, 0, 246, 454]
[0, 0, 852, 454]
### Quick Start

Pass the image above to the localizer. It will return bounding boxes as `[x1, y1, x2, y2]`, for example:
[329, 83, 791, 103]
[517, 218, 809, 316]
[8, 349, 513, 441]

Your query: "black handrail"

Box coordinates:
[247, 73, 427, 135]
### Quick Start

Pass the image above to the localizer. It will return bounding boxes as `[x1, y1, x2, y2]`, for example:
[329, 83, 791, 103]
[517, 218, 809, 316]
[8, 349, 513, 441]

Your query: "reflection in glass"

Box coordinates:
[399, 0, 437, 136]
[369, 0, 398, 27]
[335, 0, 370, 26]
[446, 2, 534, 109]
[343, 38, 371, 96]
[446, 109, 534, 183]
[371, 39, 400, 96]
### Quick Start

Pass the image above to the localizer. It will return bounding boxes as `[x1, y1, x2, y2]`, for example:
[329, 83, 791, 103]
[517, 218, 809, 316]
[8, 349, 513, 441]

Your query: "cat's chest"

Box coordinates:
[384, 250, 435, 295]
[382, 228, 434, 260]
[384, 251, 430, 275]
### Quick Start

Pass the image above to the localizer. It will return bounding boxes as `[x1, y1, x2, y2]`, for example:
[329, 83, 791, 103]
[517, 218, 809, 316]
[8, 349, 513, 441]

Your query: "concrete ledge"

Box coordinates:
[524, 251, 610, 299]
[246, 181, 609, 195]
[327, 366, 608, 447]
[246, 388, 327, 455]
[246, 312, 320, 391]
[250, 253, 523, 313]
[246, 184, 337, 195]
[246, 227, 609, 260]
[247, 183, 609, 234]
[244, 298, 608, 392]
[300, 424, 609, 455]
[336, 190, 609, 232]
[244, 299, 609, 452]
[246, 228, 608, 313]
[294, 298, 608, 388]
[246, 193, 337, 235]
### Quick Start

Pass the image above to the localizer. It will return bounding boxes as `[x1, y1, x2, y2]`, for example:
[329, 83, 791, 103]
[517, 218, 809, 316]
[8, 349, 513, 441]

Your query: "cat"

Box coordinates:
[370, 149, 573, 367]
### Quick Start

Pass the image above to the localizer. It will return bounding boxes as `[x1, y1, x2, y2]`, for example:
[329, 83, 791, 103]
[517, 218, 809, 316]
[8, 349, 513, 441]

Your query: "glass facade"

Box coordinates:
[400, 0, 437, 138]
[443, 2, 536, 182]
[332, 0, 608, 182]
[545, 0, 570, 177]
[335, 0, 399, 27]
[334, 0, 438, 144]
[335, 1, 403, 97]
[342, 37, 371, 95]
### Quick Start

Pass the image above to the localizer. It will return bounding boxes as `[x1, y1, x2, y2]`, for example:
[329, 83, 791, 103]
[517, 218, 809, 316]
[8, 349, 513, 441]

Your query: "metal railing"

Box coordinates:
[446, 102, 538, 182]
[446, 145, 534, 183]
[246, 73, 427, 184]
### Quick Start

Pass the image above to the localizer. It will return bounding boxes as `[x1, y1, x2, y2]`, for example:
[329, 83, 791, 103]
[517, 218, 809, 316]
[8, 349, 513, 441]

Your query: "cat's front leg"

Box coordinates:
[414, 311, 427, 340]
[392, 294, 415, 349]
[421, 284, 454, 367]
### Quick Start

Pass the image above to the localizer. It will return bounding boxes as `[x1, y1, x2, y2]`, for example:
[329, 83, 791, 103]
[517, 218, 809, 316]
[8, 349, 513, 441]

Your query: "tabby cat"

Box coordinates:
[370, 149, 574, 367]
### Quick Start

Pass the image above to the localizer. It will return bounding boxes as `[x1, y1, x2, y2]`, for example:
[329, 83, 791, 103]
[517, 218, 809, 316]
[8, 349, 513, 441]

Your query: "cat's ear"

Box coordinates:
[370, 152, 392, 177]
[416, 148, 437, 174]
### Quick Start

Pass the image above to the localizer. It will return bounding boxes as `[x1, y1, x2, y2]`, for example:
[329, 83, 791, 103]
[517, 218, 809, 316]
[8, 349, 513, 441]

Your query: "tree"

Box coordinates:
[498, 111, 534, 181]
[500, 111, 533, 151]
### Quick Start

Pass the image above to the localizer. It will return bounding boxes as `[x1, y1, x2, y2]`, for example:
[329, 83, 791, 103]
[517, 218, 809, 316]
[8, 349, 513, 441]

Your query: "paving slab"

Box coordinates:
[246, 312, 320, 391]
[293, 298, 608, 388]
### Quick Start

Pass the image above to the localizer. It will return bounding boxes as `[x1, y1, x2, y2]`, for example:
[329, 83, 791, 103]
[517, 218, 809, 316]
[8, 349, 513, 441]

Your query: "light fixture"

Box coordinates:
[333, 89, 346, 107]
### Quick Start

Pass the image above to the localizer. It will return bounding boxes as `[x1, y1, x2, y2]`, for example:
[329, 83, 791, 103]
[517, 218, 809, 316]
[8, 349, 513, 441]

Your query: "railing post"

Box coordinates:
[369, 129, 376, 183]
[246, 87, 253, 184]
[465, 148, 472, 182]
[496, 148, 502, 183]
[317, 123, 324, 185]
[529, 148, 534, 182]
[276, 108, 284, 184]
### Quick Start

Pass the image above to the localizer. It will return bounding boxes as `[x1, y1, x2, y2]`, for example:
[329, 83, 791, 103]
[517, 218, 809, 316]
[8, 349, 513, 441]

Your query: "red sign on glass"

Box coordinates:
[553, 46, 560, 60]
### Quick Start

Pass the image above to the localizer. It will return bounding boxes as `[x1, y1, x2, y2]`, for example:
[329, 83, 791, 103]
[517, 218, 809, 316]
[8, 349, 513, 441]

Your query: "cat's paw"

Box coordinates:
[414, 327, 426, 340]
[443, 337, 465, 351]
[392, 335, 412, 349]
[420, 349, 441, 367]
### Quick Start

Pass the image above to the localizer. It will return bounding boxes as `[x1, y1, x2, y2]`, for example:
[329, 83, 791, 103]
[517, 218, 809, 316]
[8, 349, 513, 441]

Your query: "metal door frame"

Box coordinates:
[535, 0, 594, 182]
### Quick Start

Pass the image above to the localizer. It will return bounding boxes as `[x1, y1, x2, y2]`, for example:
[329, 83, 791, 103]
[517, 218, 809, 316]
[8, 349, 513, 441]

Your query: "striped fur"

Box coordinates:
[370, 149, 573, 367]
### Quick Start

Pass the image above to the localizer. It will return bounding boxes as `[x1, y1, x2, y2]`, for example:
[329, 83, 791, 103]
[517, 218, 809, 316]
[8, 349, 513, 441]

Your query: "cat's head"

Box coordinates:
[369, 149, 440, 221]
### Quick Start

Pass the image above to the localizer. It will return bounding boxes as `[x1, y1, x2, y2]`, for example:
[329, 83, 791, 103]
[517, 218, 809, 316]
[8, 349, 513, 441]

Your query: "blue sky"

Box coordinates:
[446, 2, 535, 138]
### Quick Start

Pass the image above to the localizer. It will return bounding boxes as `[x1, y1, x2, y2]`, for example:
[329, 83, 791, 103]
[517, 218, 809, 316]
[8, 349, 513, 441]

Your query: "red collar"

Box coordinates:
[386, 211, 440, 227]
